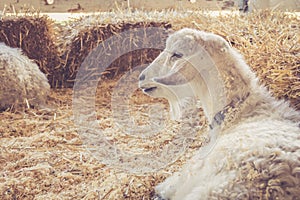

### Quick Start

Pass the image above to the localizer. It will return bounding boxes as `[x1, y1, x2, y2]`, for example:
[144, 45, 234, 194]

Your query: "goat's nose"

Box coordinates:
[139, 74, 145, 81]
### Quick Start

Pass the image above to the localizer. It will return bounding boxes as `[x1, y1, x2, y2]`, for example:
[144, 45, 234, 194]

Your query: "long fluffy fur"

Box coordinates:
[0, 43, 50, 111]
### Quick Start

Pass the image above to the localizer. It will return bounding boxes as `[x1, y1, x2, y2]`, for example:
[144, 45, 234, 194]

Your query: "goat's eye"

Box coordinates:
[171, 52, 183, 59]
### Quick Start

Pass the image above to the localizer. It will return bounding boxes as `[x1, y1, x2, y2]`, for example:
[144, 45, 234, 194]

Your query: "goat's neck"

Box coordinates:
[191, 52, 253, 127]
[191, 73, 227, 125]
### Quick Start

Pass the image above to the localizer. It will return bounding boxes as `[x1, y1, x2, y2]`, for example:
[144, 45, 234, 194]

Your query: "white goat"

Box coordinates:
[139, 28, 300, 200]
[0, 43, 50, 111]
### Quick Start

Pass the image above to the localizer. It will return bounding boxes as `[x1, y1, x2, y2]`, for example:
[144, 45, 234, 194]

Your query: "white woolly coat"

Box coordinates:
[0, 43, 50, 110]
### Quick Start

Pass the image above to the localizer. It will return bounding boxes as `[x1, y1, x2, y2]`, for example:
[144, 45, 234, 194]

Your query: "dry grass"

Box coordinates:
[0, 79, 204, 199]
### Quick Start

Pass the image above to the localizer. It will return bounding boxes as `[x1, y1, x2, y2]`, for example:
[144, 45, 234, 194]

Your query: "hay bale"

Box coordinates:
[59, 20, 171, 88]
[0, 43, 50, 111]
[0, 15, 62, 86]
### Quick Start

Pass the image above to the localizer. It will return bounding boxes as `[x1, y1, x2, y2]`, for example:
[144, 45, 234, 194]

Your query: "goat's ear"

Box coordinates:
[154, 64, 196, 85]
[194, 32, 230, 56]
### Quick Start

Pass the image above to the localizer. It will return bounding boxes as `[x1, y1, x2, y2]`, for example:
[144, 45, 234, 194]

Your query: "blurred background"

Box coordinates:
[1, 0, 300, 13]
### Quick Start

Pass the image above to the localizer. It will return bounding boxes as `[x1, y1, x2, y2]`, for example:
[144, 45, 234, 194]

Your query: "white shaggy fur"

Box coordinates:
[0, 43, 50, 111]
[139, 28, 300, 200]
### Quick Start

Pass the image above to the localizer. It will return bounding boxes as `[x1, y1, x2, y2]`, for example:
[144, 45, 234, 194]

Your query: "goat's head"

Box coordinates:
[139, 29, 204, 92]
[138, 28, 206, 120]
[139, 28, 253, 121]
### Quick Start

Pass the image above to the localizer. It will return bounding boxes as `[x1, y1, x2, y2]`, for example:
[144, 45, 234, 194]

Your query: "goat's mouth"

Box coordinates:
[143, 86, 157, 93]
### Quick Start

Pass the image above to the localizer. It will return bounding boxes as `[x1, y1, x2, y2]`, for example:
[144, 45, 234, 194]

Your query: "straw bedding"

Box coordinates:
[0, 10, 299, 199]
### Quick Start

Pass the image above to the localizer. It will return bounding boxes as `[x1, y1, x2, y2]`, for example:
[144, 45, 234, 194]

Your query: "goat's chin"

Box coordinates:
[142, 89, 158, 97]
